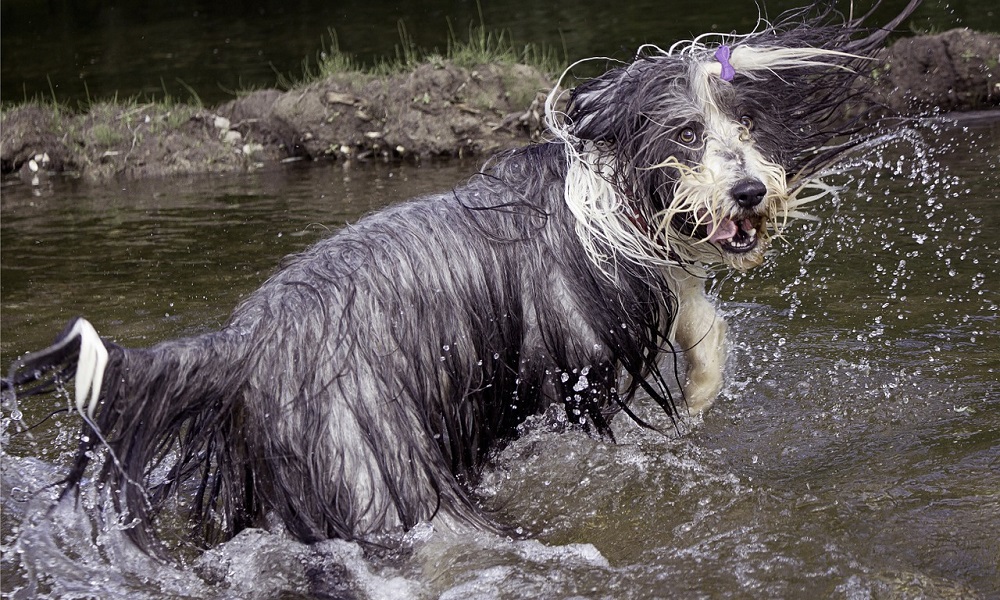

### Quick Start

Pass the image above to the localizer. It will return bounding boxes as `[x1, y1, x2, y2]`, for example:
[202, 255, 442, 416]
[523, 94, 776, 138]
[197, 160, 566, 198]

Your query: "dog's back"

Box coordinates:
[226, 142, 679, 543]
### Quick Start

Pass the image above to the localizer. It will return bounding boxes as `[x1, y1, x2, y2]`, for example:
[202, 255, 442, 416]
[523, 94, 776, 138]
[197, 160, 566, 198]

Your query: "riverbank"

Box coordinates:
[2, 28, 997, 184]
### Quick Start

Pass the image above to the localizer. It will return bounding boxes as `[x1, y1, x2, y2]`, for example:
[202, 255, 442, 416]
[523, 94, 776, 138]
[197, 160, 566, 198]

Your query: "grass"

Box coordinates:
[280, 17, 565, 90]
[2, 76, 204, 118]
[90, 122, 125, 147]
[446, 17, 563, 74]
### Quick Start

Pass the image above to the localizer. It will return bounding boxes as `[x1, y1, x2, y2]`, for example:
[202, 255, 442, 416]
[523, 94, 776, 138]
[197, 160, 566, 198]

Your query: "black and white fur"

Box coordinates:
[2, 2, 919, 554]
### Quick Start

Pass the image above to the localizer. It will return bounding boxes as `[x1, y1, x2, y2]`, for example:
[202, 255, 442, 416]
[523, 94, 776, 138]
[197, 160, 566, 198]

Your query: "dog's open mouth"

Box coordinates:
[672, 210, 764, 254]
[708, 215, 762, 254]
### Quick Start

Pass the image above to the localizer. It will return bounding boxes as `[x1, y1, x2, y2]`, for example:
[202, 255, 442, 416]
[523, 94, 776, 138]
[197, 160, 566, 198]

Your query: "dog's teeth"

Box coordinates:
[738, 218, 758, 235]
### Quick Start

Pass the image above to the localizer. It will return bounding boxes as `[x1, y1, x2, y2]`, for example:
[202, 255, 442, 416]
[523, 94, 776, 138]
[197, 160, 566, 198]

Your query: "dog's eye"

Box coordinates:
[678, 128, 697, 145]
[739, 115, 754, 131]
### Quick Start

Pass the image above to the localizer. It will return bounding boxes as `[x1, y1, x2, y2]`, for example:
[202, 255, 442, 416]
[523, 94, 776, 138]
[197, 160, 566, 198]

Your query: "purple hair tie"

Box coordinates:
[714, 45, 736, 82]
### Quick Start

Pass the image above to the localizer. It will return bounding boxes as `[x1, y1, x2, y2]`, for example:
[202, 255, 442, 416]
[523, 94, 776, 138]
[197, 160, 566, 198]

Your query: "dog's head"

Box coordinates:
[564, 48, 792, 271]
[549, 1, 920, 273]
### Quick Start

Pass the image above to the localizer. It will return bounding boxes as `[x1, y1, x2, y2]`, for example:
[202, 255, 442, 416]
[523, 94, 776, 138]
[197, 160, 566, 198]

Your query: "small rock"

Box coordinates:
[99, 150, 120, 164]
[223, 130, 243, 145]
[325, 92, 358, 106]
[213, 115, 231, 130]
[242, 142, 264, 156]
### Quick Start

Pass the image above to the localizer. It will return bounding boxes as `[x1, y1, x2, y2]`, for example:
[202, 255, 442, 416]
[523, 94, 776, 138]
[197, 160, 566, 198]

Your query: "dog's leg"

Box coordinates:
[670, 272, 727, 415]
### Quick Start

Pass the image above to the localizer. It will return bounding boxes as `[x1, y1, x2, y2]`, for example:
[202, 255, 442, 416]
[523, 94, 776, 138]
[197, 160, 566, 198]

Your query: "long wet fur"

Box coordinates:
[2, 1, 920, 555]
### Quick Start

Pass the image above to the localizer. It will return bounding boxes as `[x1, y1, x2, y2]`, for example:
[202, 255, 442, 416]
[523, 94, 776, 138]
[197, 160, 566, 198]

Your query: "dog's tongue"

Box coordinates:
[709, 218, 738, 242]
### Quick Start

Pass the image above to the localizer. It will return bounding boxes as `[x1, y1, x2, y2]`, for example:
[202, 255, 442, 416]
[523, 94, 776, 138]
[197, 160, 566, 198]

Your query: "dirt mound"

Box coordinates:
[1, 102, 263, 183]
[2, 30, 997, 184]
[217, 61, 551, 162]
[1, 61, 552, 183]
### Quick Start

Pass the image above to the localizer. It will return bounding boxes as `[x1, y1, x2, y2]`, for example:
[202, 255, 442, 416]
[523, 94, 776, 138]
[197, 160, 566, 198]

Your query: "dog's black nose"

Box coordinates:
[730, 179, 767, 208]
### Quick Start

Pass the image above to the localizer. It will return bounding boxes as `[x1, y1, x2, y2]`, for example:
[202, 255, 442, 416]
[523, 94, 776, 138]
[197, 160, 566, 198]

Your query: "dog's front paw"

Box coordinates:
[682, 373, 722, 416]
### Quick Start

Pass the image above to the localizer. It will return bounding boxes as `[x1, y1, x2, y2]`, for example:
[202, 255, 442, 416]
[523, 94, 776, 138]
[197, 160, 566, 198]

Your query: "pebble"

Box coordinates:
[241, 142, 263, 156]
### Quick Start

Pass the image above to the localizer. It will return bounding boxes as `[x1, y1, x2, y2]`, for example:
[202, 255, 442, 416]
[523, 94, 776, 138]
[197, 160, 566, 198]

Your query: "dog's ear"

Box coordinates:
[566, 68, 630, 143]
[565, 56, 687, 146]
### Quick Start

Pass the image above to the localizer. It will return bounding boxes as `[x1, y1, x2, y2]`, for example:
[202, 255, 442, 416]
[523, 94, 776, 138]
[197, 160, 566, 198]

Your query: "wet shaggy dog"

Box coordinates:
[3, 2, 918, 553]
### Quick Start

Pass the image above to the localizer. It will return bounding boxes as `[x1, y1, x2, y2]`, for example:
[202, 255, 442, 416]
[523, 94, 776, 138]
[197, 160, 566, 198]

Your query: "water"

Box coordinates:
[3, 0, 998, 107]
[1, 115, 997, 597]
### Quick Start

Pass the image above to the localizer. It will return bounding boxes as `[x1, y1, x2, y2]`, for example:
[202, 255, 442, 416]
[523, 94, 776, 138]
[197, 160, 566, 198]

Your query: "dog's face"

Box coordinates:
[553, 34, 881, 275]
[564, 53, 793, 271]
[651, 76, 790, 271]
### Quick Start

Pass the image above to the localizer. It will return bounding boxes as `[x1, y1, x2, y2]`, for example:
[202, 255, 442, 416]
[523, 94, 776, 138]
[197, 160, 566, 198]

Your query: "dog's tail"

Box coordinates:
[2, 317, 252, 553]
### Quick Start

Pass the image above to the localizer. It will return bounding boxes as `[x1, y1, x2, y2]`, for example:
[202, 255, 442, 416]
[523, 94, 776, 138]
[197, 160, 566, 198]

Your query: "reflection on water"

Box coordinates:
[3, 0, 997, 106]
[1, 119, 998, 598]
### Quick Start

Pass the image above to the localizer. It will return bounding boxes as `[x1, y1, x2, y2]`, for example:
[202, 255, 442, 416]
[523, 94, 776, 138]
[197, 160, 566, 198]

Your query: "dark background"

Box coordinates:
[3, 0, 995, 107]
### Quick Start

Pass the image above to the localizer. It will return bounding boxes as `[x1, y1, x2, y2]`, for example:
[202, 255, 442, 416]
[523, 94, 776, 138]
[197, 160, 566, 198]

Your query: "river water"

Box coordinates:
[3, 0, 999, 107]
[1, 112, 998, 597]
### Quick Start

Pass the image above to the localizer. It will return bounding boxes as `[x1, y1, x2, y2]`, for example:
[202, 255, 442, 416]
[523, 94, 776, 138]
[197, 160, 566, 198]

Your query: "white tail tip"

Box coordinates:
[69, 319, 108, 420]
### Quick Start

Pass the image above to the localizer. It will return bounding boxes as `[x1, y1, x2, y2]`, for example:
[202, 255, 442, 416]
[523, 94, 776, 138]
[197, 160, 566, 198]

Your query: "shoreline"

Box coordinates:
[2, 29, 997, 185]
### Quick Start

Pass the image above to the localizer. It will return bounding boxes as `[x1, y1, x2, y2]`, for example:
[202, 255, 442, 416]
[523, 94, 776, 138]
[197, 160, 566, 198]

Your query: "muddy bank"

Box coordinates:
[877, 28, 1000, 113]
[2, 29, 998, 183]
[1, 61, 552, 184]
